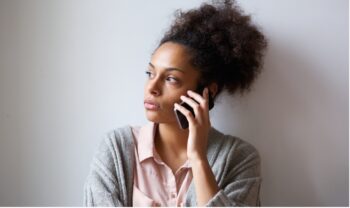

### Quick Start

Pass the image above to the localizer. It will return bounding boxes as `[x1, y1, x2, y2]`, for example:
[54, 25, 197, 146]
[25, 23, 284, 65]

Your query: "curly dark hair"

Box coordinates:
[155, 0, 268, 100]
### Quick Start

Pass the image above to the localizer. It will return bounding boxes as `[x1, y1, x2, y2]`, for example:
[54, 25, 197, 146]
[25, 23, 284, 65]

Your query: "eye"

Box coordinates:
[145, 70, 154, 78]
[166, 76, 178, 83]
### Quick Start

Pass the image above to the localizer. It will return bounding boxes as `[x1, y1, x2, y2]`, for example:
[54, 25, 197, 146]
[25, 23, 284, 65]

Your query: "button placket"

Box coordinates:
[171, 178, 177, 199]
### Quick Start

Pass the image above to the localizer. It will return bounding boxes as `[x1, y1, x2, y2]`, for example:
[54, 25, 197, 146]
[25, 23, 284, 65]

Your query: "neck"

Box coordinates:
[155, 122, 189, 153]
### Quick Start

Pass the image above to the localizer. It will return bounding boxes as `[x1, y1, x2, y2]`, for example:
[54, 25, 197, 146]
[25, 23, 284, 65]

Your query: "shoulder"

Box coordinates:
[102, 124, 137, 146]
[207, 127, 261, 186]
[89, 124, 139, 175]
[92, 125, 136, 161]
[105, 124, 134, 140]
[207, 126, 261, 164]
[86, 125, 137, 206]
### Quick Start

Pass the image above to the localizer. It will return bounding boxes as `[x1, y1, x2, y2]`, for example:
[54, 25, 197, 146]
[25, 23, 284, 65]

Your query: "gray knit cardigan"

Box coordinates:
[83, 125, 261, 206]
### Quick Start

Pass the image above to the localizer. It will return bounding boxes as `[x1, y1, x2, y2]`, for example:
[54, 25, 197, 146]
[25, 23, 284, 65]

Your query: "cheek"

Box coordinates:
[165, 90, 185, 102]
[144, 82, 149, 93]
[161, 100, 178, 120]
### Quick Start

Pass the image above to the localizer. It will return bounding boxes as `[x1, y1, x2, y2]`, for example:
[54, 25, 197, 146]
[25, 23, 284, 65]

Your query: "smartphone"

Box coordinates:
[174, 84, 214, 129]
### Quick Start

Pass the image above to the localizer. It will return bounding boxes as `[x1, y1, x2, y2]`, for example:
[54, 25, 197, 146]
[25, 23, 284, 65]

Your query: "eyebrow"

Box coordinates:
[148, 62, 185, 74]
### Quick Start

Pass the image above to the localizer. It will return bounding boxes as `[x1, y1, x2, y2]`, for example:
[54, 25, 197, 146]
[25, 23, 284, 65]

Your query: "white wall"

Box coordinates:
[0, 0, 348, 206]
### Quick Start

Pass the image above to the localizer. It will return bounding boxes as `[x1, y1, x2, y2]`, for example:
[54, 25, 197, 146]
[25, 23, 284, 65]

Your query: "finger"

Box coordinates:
[180, 95, 202, 116]
[187, 88, 209, 111]
[187, 90, 208, 107]
[203, 87, 209, 100]
[174, 103, 196, 125]
[202, 88, 210, 121]
[203, 88, 210, 118]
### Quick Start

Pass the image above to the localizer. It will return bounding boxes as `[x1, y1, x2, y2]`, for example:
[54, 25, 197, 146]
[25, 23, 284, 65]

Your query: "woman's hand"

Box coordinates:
[174, 87, 211, 161]
[174, 87, 220, 206]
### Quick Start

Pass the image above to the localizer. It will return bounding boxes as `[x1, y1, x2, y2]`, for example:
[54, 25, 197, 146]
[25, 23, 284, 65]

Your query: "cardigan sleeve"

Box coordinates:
[83, 134, 125, 207]
[205, 142, 262, 207]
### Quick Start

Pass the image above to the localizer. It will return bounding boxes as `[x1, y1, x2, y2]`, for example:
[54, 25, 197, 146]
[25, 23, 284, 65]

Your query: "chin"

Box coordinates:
[144, 110, 175, 124]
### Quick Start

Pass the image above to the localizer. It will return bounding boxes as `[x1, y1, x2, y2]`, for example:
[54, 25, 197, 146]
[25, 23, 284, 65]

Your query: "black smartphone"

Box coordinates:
[174, 84, 214, 129]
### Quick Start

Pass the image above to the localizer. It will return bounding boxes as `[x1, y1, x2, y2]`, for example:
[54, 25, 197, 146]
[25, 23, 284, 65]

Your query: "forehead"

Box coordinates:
[150, 42, 196, 73]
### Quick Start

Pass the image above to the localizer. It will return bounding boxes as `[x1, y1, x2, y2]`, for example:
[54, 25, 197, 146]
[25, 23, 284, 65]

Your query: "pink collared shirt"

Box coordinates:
[131, 122, 193, 207]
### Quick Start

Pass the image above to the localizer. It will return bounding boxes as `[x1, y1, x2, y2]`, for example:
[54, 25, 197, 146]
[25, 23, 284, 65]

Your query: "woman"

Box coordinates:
[84, 0, 267, 206]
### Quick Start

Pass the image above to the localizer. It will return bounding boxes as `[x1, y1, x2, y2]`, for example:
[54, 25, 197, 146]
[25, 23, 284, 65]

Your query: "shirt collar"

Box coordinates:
[137, 121, 158, 162]
[136, 121, 201, 169]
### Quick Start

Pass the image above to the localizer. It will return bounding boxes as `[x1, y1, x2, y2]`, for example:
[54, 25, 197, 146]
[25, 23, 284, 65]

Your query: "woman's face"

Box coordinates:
[144, 41, 201, 124]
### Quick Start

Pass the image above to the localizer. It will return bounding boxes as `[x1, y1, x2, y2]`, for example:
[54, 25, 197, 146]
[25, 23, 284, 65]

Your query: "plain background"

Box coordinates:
[0, 0, 348, 206]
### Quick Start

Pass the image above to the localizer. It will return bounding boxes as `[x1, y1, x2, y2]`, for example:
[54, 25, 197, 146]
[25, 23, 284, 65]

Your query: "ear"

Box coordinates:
[208, 82, 218, 98]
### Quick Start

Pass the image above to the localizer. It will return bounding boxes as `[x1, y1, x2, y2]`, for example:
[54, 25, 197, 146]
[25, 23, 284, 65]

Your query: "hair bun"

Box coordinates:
[157, 0, 268, 98]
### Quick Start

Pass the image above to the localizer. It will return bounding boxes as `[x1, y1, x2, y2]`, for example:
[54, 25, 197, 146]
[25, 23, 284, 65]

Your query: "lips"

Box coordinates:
[144, 99, 160, 110]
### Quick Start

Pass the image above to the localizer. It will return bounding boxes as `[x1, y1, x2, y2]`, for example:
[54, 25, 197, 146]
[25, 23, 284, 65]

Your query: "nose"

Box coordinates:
[146, 78, 161, 96]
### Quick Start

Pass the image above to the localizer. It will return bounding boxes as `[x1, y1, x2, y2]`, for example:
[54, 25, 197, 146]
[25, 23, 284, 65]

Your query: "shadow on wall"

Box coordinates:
[211, 38, 346, 206]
